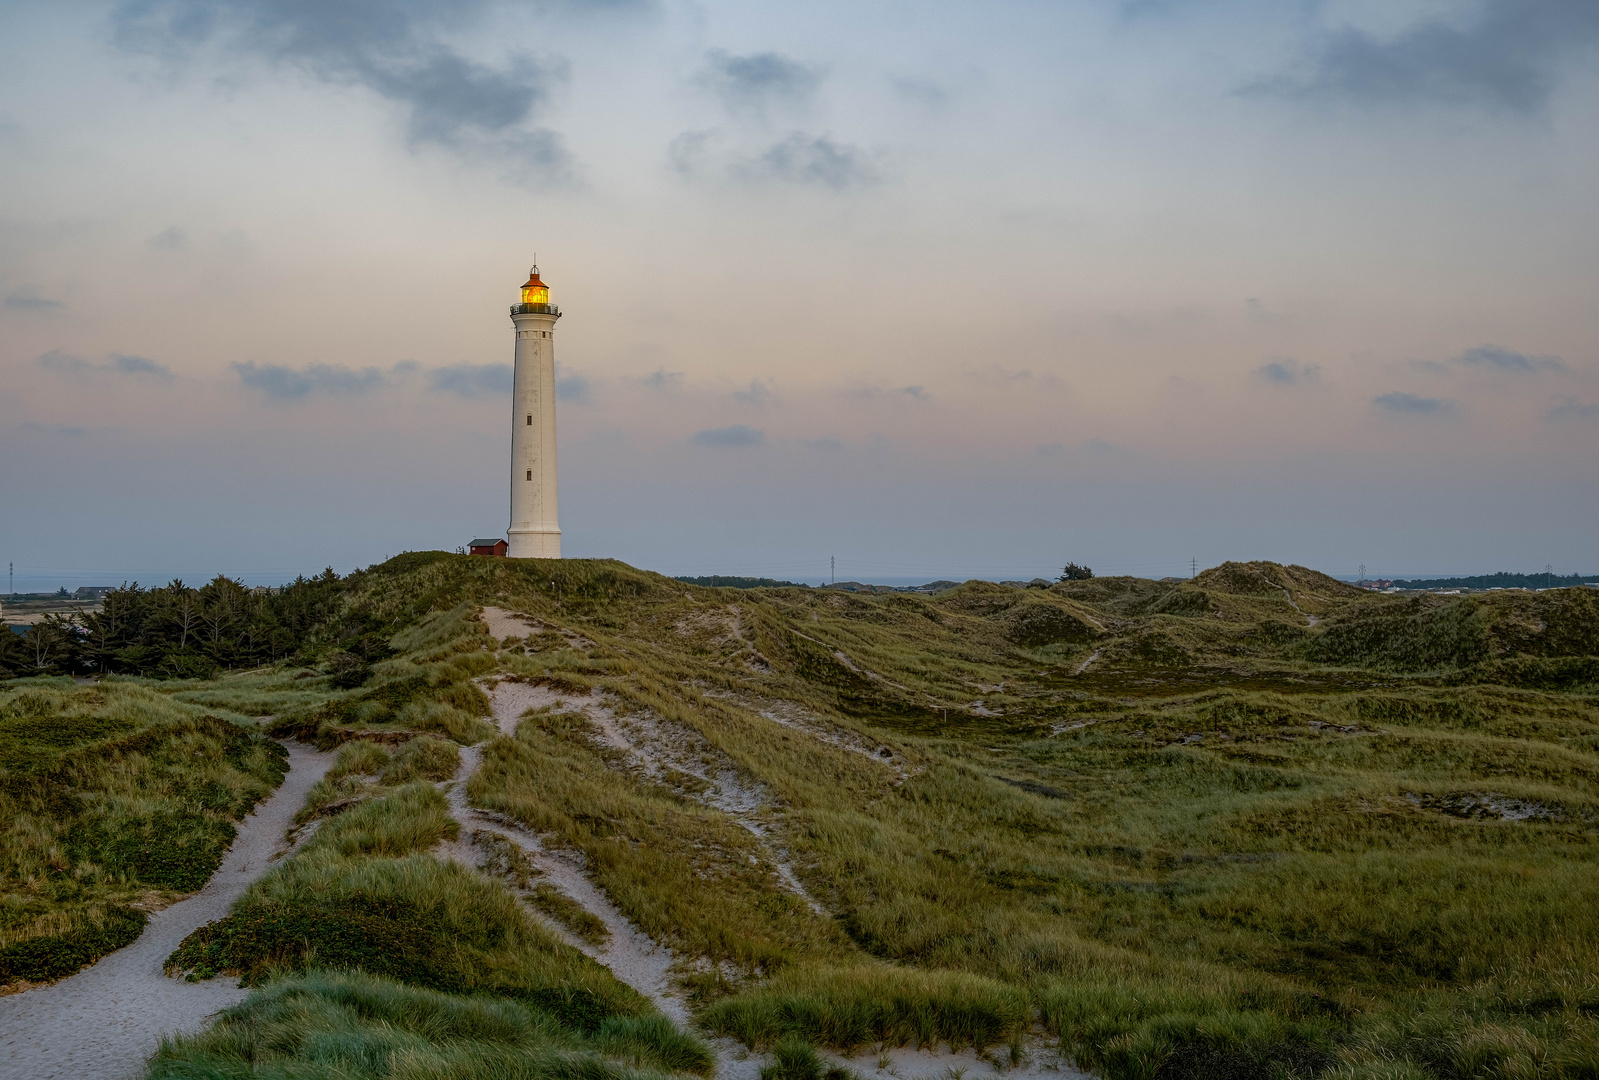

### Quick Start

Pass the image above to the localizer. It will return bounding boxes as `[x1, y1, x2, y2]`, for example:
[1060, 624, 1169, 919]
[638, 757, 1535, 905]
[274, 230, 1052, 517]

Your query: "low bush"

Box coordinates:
[380, 734, 461, 783]
[0, 905, 145, 981]
[701, 966, 1031, 1052]
[147, 970, 711, 1080]
[299, 782, 457, 859]
[165, 852, 644, 1028]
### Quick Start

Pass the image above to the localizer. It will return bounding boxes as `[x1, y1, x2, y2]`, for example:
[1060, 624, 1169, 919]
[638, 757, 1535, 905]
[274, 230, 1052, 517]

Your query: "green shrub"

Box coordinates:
[0, 905, 145, 981]
[702, 966, 1031, 1052]
[300, 783, 457, 859]
[381, 735, 461, 783]
[147, 970, 702, 1080]
[165, 853, 645, 1025]
[760, 1038, 829, 1080]
[593, 1014, 716, 1076]
[328, 739, 390, 780]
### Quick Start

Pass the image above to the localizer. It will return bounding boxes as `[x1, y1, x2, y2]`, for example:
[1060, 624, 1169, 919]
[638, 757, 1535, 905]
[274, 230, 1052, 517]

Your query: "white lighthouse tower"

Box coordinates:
[507, 265, 561, 559]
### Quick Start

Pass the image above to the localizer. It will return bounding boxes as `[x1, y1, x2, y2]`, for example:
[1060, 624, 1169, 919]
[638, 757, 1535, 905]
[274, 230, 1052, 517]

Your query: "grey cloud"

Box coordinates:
[1374, 391, 1454, 415]
[1456, 344, 1567, 373]
[691, 424, 764, 448]
[1547, 397, 1599, 421]
[235, 360, 394, 399]
[428, 363, 511, 398]
[1264, 0, 1599, 114]
[733, 134, 878, 190]
[799, 436, 843, 451]
[113, 0, 576, 183]
[640, 369, 683, 390]
[113, 354, 174, 378]
[149, 225, 188, 251]
[667, 130, 717, 178]
[6, 289, 63, 311]
[39, 349, 173, 381]
[18, 422, 89, 437]
[892, 76, 951, 112]
[672, 129, 879, 191]
[1253, 357, 1321, 385]
[965, 364, 1061, 389]
[556, 373, 591, 402]
[697, 50, 821, 117]
[848, 384, 930, 402]
[733, 379, 771, 406]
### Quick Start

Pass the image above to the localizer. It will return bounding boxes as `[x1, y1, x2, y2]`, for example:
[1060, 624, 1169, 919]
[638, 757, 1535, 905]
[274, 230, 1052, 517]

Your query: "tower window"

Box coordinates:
[526, 469, 532, 480]
[526, 415, 532, 425]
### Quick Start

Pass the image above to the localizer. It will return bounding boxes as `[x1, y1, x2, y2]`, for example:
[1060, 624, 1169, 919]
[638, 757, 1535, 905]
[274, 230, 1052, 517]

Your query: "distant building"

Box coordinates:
[469, 538, 509, 557]
[1357, 579, 1394, 590]
[73, 586, 114, 599]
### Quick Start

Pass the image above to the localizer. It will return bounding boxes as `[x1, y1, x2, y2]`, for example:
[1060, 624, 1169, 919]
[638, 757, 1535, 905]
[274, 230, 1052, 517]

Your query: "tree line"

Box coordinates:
[0, 571, 382, 680]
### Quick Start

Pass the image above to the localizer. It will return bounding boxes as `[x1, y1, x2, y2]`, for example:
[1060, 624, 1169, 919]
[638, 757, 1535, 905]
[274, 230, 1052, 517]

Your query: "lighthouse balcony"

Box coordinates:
[511, 303, 561, 316]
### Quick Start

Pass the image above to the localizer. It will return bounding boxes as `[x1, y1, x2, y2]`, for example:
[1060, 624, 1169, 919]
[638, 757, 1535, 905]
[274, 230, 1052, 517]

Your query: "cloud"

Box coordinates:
[799, 436, 843, 451]
[148, 225, 188, 251]
[892, 76, 951, 112]
[667, 130, 718, 178]
[38, 349, 173, 380]
[113, 354, 174, 378]
[733, 379, 771, 406]
[427, 363, 511, 398]
[6, 289, 62, 311]
[234, 360, 399, 399]
[964, 364, 1062, 389]
[639, 368, 683, 390]
[1262, 0, 1599, 114]
[732, 134, 878, 190]
[1373, 391, 1454, 415]
[1455, 344, 1567, 373]
[691, 424, 764, 447]
[697, 50, 821, 117]
[672, 129, 878, 191]
[1253, 357, 1321, 385]
[18, 421, 88, 437]
[848, 384, 930, 402]
[1547, 397, 1599, 422]
[113, 0, 577, 183]
[556, 373, 590, 402]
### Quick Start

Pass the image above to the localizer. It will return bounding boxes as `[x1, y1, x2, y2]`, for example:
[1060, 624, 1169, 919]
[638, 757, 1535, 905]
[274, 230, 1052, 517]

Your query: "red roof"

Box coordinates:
[521, 268, 547, 289]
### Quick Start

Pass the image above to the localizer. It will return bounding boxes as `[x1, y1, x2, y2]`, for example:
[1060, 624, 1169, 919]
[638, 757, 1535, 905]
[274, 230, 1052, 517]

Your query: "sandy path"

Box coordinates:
[442, 762, 688, 1025]
[469, 629, 1094, 1079]
[0, 740, 336, 1080]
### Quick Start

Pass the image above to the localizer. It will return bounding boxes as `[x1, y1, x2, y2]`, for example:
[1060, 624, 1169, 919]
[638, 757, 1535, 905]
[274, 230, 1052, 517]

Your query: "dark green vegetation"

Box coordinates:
[1392, 572, 1599, 591]
[150, 598, 711, 1078]
[432, 554, 1595, 1080]
[9, 552, 1598, 1080]
[0, 680, 287, 985]
[148, 971, 715, 1080]
[0, 570, 375, 679]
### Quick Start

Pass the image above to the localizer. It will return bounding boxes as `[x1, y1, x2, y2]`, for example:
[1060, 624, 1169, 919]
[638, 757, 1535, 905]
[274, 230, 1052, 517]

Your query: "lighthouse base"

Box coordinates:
[507, 528, 561, 560]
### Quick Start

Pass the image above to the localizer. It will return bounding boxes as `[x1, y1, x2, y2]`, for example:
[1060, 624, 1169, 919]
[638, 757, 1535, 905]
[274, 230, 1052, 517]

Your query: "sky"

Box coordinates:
[2, 0, 1597, 590]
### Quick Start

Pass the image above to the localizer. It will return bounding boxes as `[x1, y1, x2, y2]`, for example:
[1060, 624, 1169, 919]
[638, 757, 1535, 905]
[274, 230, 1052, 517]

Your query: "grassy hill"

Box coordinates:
[3, 554, 1598, 1080]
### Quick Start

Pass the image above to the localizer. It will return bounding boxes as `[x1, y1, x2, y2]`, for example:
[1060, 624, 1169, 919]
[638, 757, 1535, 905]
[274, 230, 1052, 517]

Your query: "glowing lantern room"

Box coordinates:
[520, 267, 550, 306]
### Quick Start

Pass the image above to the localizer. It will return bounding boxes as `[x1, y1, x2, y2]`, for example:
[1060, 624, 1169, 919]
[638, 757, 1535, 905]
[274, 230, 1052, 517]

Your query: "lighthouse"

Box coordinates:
[507, 265, 561, 559]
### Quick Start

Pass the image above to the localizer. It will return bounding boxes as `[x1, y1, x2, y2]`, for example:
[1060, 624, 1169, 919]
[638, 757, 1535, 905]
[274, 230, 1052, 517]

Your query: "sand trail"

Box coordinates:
[0, 740, 336, 1080]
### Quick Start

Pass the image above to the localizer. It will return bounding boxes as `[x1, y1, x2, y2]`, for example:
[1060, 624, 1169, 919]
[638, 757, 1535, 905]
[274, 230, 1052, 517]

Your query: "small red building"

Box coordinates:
[468, 538, 508, 557]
